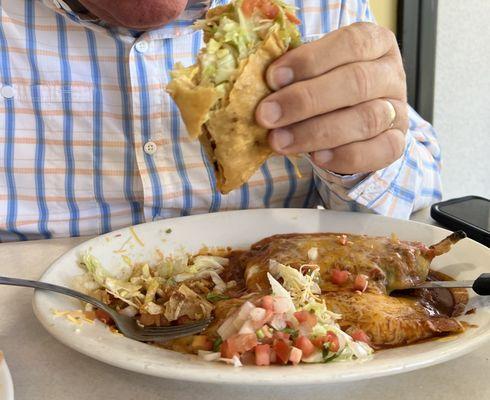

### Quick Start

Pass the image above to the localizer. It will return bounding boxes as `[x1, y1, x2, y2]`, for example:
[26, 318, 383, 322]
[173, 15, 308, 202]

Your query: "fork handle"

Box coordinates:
[473, 274, 490, 296]
[0, 276, 117, 317]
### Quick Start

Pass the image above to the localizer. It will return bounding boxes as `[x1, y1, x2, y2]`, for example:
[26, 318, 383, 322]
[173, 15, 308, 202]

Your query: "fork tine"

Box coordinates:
[142, 319, 211, 331]
[141, 320, 211, 336]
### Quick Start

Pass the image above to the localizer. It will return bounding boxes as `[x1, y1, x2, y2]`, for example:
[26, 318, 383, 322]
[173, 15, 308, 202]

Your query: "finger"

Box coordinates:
[256, 55, 406, 129]
[269, 99, 408, 155]
[267, 22, 399, 90]
[311, 129, 406, 174]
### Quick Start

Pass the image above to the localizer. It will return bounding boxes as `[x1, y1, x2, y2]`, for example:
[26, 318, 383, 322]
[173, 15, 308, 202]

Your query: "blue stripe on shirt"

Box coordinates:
[86, 29, 111, 233]
[56, 14, 80, 236]
[294, 0, 306, 37]
[240, 183, 250, 209]
[191, 31, 221, 213]
[302, 176, 317, 208]
[162, 39, 193, 216]
[0, 19, 27, 241]
[112, 34, 143, 225]
[25, 1, 50, 238]
[320, 0, 331, 33]
[283, 158, 297, 208]
[260, 162, 273, 208]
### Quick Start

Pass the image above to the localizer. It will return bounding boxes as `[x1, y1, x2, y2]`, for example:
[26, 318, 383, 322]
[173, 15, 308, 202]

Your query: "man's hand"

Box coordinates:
[256, 22, 409, 175]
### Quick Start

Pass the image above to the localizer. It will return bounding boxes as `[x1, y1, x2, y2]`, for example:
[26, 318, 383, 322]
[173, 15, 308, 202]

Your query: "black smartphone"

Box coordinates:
[431, 196, 490, 246]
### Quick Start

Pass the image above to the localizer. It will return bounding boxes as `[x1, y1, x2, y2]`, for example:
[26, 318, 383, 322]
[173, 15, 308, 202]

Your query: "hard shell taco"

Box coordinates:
[167, 0, 302, 194]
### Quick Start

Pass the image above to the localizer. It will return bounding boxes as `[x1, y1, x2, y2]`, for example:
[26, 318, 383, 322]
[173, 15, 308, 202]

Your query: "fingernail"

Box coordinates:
[269, 67, 294, 90]
[314, 149, 334, 165]
[258, 101, 282, 126]
[271, 129, 293, 150]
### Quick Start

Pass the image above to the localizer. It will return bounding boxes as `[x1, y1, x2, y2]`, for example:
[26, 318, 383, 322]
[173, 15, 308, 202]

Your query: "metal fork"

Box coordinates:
[0, 276, 211, 342]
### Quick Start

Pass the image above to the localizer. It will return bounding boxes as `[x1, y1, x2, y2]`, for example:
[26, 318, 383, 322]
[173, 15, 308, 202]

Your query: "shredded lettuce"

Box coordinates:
[77, 251, 228, 322]
[183, 0, 302, 97]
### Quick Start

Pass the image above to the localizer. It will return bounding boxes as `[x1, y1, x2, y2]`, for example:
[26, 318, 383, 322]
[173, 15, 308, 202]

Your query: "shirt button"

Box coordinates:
[144, 141, 157, 155]
[1, 85, 14, 99]
[135, 40, 149, 53]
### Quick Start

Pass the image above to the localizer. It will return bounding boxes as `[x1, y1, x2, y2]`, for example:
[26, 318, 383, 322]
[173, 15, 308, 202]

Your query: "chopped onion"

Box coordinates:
[270, 313, 287, 330]
[237, 301, 256, 320]
[198, 350, 221, 361]
[217, 315, 238, 340]
[289, 346, 303, 365]
[209, 271, 226, 293]
[301, 350, 324, 363]
[272, 297, 291, 314]
[231, 355, 243, 367]
[250, 307, 266, 321]
[238, 320, 255, 335]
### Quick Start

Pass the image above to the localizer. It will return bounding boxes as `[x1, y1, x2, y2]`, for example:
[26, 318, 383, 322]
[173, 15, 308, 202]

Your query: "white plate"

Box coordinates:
[0, 352, 14, 400]
[33, 209, 490, 385]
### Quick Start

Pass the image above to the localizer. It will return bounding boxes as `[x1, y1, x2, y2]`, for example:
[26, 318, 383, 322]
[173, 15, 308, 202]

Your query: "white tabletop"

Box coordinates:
[1, 209, 489, 400]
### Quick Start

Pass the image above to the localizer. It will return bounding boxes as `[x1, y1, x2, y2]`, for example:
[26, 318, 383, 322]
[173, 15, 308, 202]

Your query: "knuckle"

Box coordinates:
[343, 24, 368, 59]
[297, 82, 320, 116]
[300, 46, 319, 75]
[359, 103, 382, 137]
[384, 28, 398, 46]
[350, 63, 370, 101]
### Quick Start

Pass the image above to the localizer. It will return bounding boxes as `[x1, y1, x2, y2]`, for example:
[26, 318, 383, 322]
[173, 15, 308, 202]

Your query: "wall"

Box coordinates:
[433, 1, 490, 199]
[370, 0, 398, 33]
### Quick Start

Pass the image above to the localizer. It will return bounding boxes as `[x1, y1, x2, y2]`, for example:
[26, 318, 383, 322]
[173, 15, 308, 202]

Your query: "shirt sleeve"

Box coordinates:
[314, 107, 443, 219]
[313, 0, 442, 219]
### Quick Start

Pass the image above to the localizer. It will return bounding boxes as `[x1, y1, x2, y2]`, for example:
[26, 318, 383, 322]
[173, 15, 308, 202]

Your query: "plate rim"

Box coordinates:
[0, 355, 15, 400]
[32, 208, 490, 385]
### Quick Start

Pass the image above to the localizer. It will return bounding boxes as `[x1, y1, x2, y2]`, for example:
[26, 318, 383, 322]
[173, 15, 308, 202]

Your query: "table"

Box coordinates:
[1, 209, 489, 400]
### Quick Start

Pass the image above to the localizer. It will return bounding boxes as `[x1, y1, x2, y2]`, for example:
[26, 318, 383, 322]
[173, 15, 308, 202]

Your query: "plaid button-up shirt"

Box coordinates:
[0, 0, 442, 241]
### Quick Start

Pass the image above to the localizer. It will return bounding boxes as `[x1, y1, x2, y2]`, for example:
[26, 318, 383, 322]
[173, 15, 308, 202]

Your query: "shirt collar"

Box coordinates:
[42, 0, 220, 40]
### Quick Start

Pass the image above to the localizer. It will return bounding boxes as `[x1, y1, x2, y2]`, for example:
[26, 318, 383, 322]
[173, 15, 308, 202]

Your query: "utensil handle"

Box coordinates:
[0, 276, 114, 315]
[473, 274, 490, 296]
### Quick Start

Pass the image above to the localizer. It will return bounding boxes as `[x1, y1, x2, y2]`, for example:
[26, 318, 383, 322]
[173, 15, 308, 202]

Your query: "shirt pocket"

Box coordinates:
[4, 83, 98, 208]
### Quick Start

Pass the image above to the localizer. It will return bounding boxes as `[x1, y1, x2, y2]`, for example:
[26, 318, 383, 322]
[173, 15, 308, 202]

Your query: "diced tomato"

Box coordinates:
[261, 295, 274, 311]
[191, 335, 213, 351]
[351, 329, 370, 344]
[242, 0, 260, 17]
[354, 274, 369, 292]
[312, 332, 340, 353]
[293, 336, 315, 358]
[220, 340, 236, 359]
[286, 11, 301, 25]
[242, 0, 280, 20]
[260, 1, 279, 19]
[226, 333, 258, 355]
[325, 332, 340, 352]
[255, 344, 271, 366]
[95, 309, 114, 325]
[331, 268, 350, 285]
[289, 346, 302, 365]
[293, 310, 317, 328]
[270, 348, 277, 364]
[273, 331, 290, 341]
[273, 340, 291, 364]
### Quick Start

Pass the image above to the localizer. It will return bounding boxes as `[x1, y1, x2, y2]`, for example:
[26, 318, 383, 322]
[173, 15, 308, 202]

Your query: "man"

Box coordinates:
[0, 0, 441, 241]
